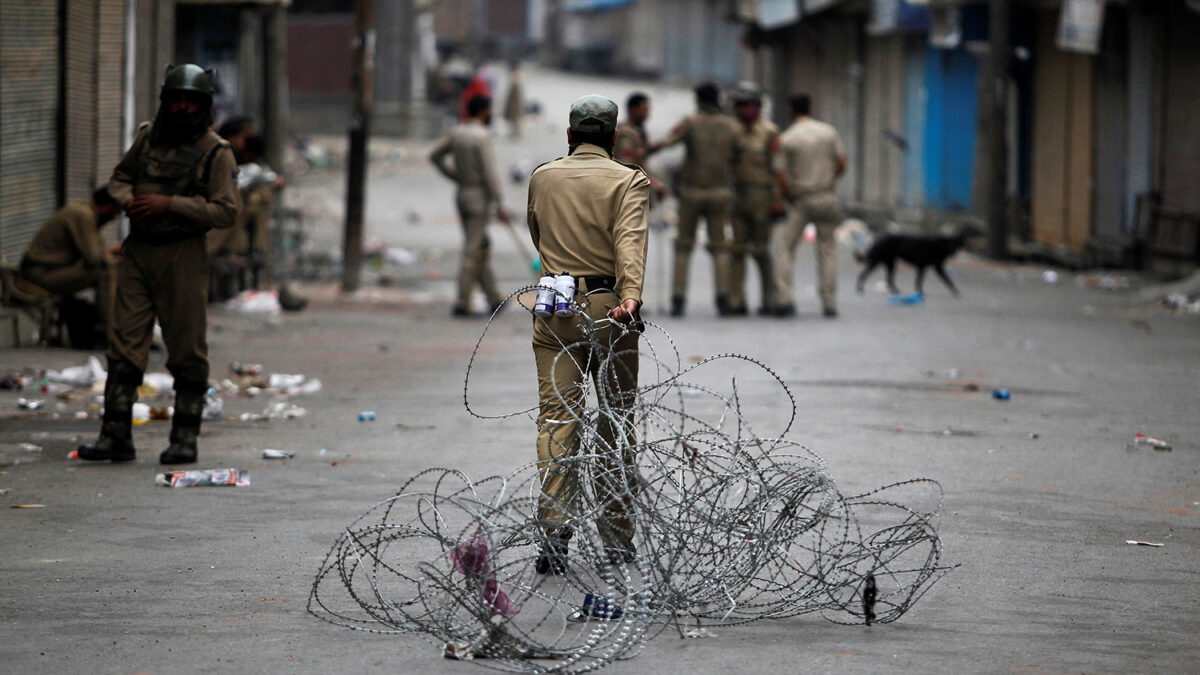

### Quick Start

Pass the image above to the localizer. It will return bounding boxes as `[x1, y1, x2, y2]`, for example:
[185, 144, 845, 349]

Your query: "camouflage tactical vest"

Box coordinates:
[133, 127, 226, 244]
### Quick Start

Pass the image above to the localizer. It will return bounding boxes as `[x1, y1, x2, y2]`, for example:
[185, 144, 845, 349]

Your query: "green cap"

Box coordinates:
[161, 64, 215, 99]
[569, 94, 618, 133]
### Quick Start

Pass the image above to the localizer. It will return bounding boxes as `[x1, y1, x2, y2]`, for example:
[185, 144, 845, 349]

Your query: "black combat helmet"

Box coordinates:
[160, 64, 215, 101]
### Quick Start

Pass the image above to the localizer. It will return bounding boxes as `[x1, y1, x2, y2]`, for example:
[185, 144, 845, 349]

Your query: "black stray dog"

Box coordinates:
[855, 230, 975, 296]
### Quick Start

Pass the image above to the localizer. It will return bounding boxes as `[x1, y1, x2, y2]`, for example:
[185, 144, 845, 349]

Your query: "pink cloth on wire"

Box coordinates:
[449, 532, 518, 617]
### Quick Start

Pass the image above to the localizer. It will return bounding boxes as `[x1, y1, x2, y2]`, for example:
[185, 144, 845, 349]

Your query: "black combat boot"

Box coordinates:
[77, 360, 141, 462]
[160, 380, 206, 465]
[715, 295, 730, 316]
[535, 527, 572, 575]
[669, 296, 685, 318]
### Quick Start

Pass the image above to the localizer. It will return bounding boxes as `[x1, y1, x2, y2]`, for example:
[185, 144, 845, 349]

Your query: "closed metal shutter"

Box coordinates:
[66, 0, 100, 204]
[96, 0, 127, 182]
[0, 0, 60, 263]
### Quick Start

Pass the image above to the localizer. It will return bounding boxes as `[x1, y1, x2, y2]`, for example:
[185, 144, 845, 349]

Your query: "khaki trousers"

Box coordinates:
[23, 262, 117, 327]
[771, 195, 839, 311]
[673, 186, 732, 302]
[107, 237, 209, 387]
[730, 187, 775, 311]
[533, 286, 639, 546]
[456, 190, 502, 309]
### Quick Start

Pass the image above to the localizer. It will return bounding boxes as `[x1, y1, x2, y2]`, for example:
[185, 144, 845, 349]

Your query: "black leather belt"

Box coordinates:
[579, 275, 616, 292]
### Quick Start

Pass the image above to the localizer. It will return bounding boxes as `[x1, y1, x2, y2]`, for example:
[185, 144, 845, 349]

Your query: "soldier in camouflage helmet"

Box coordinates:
[77, 64, 240, 465]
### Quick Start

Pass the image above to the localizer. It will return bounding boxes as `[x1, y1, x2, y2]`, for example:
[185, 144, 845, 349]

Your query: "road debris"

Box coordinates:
[991, 388, 1011, 401]
[358, 411, 376, 422]
[262, 449, 296, 459]
[1131, 433, 1171, 451]
[17, 398, 44, 410]
[1124, 540, 1164, 548]
[888, 292, 924, 306]
[10, 504, 45, 509]
[156, 468, 250, 487]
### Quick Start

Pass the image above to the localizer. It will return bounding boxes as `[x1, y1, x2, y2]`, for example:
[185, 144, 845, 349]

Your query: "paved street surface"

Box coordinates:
[2, 67, 1198, 673]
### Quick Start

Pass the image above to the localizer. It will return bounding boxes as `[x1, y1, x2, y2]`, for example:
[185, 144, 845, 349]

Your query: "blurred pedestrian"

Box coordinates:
[17, 186, 123, 346]
[728, 83, 784, 316]
[772, 93, 847, 318]
[458, 69, 493, 122]
[217, 115, 254, 162]
[430, 95, 511, 316]
[648, 82, 739, 317]
[502, 60, 524, 138]
[615, 92, 667, 198]
[77, 64, 240, 465]
[526, 94, 649, 573]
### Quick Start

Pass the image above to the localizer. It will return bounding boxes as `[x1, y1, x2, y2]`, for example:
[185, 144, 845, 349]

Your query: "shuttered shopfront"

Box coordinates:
[0, 0, 59, 262]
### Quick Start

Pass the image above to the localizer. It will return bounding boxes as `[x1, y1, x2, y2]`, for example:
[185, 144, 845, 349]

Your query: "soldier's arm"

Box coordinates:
[647, 118, 688, 156]
[108, 124, 150, 207]
[770, 133, 792, 201]
[833, 132, 847, 177]
[478, 139, 503, 207]
[611, 171, 651, 305]
[168, 146, 240, 230]
[428, 136, 457, 181]
[526, 176, 540, 249]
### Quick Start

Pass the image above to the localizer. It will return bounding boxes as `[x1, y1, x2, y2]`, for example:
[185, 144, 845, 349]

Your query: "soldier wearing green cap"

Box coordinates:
[526, 94, 650, 574]
[77, 64, 240, 466]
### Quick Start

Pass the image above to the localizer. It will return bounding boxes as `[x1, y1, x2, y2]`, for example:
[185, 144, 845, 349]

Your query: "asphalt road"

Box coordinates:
[1, 66, 1198, 674]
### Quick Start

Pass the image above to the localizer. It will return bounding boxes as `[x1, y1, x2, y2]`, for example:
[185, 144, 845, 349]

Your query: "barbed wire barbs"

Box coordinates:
[311, 286, 956, 672]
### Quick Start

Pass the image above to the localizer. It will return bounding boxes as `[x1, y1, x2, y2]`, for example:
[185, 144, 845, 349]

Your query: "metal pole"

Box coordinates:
[984, 0, 1011, 259]
[342, 0, 375, 293]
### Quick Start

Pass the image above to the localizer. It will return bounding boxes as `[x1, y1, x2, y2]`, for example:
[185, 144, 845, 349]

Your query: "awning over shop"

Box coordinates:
[748, 0, 845, 31]
[564, 0, 635, 12]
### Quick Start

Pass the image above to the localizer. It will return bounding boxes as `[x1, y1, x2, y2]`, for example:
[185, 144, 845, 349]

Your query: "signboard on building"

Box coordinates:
[1057, 0, 1104, 54]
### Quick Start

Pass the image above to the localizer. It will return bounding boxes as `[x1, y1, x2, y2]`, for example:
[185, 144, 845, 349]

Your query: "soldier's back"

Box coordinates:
[680, 111, 738, 189]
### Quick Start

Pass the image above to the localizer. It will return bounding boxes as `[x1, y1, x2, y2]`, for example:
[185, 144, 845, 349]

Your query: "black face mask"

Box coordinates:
[149, 99, 212, 145]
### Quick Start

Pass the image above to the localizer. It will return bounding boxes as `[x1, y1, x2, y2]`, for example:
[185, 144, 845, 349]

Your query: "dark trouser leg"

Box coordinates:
[162, 377, 206, 465]
[153, 238, 210, 465]
[76, 358, 141, 461]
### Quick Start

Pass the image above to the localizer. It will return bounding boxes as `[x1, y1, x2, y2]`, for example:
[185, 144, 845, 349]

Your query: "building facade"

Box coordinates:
[742, 0, 1200, 271]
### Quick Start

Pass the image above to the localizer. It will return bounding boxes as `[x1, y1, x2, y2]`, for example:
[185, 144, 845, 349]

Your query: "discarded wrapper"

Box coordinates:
[156, 468, 250, 488]
[1133, 433, 1171, 451]
[10, 504, 45, 509]
[1125, 540, 1165, 547]
[262, 449, 295, 459]
[17, 398, 44, 410]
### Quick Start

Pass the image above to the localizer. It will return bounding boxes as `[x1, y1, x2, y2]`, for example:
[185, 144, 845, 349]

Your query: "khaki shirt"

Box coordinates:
[734, 118, 780, 188]
[614, 122, 648, 167]
[527, 144, 650, 303]
[778, 116, 845, 198]
[659, 105, 740, 190]
[22, 202, 105, 268]
[110, 122, 240, 231]
[429, 119, 502, 203]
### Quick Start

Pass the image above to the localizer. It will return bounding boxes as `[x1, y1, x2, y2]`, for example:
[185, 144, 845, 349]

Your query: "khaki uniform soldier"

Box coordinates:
[729, 85, 783, 316]
[430, 95, 511, 316]
[78, 64, 240, 465]
[772, 93, 847, 318]
[527, 95, 649, 574]
[19, 187, 123, 337]
[649, 82, 740, 317]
